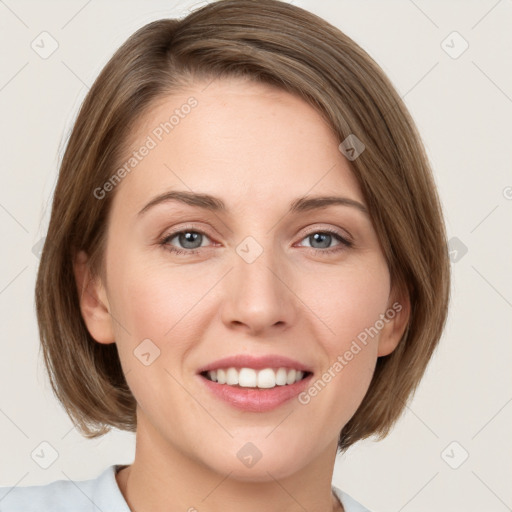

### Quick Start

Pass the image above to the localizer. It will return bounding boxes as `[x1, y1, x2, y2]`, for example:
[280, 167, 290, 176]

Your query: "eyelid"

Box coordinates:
[159, 223, 353, 256]
[298, 224, 353, 244]
[159, 222, 352, 243]
[158, 223, 217, 246]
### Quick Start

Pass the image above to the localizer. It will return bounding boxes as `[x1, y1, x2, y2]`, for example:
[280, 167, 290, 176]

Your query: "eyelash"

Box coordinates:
[158, 226, 353, 256]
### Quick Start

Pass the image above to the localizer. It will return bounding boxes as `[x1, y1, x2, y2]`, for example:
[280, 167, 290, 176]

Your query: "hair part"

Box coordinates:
[35, 0, 450, 452]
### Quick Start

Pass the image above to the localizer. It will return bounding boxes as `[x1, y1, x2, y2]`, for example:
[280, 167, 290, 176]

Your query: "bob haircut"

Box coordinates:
[35, 0, 450, 452]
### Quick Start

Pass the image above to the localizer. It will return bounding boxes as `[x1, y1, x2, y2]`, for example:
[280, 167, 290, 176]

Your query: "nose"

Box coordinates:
[220, 241, 298, 336]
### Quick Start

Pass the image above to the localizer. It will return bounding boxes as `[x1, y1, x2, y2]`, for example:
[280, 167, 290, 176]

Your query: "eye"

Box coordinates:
[159, 228, 213, 255]
[158, 226, 353, 256]
[297, 229, 352, 254]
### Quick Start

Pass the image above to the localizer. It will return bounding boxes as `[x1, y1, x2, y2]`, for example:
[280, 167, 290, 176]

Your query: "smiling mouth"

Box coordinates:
[200, 367, 312, 389]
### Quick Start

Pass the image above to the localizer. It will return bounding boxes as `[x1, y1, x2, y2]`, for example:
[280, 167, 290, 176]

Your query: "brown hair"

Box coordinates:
[35, 0, 450, 452]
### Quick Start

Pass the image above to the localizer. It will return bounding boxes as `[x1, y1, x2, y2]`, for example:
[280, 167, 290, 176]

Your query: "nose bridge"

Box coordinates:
[235, 234, 283, 301]
[221, 234, 295, 332]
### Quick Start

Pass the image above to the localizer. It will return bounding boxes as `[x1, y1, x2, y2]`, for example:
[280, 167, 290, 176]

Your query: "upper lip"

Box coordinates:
[197, 354, 313, 374]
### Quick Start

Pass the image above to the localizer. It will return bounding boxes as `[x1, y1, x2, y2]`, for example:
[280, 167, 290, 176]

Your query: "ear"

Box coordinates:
[377, 283, 411, 357]
[73, 250, 115, 344]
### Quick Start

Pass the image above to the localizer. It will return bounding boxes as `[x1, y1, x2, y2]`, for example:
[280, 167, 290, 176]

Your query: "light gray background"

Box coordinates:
[1, 1, 511, 511]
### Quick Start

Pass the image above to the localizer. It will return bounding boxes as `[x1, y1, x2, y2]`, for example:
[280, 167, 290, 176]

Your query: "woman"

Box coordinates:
[0, 1, 450, 510]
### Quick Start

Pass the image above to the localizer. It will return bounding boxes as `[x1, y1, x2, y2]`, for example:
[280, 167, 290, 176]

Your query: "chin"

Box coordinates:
[200, 437, 311, 483]
[216, 459, 302, 483]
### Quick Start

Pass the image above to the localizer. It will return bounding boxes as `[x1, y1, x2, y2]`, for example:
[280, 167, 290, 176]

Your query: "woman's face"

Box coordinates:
[78, 77, 407, 481]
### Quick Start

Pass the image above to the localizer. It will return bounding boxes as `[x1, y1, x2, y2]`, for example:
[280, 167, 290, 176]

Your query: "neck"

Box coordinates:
[116, 415, 344, 512]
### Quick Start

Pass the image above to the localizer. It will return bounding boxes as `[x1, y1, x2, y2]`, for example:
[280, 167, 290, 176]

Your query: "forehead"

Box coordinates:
[110, 77, 363, 217]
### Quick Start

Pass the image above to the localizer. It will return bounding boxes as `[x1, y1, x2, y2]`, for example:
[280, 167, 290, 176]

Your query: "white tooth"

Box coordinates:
[257, 368, 276, 388]
[275, 367, 288, 386]
[217, 368, 227, 384]
[238, 368, 257, 387]
[286, 369, 297, 385]
[209, 367, 306, 387]
[226, 367, 239, 385]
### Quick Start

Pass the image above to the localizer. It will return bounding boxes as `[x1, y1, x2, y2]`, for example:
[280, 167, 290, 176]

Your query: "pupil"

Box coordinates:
[177, 232, 331, 250]
[312, 233, 330, 248]
[180, 232, 201, 248]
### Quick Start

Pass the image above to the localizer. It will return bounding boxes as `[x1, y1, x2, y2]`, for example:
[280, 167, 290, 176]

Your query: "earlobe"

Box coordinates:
[73, 250, 115, 344]
[377, 290, 411, 357]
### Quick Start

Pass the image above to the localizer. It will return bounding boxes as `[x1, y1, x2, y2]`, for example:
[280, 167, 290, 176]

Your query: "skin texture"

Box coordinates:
[74, 77, 409, 512]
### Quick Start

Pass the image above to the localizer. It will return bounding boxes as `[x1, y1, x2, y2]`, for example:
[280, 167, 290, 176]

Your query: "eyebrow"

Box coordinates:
[137, 190, 369, 217]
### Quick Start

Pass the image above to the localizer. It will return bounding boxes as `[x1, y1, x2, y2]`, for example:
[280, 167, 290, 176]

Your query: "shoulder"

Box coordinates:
[0, 465, 130, 512]
[332, 485, 374, 512]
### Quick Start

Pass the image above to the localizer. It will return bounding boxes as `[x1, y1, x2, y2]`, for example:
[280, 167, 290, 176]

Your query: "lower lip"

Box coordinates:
[198, 373, 313, 412]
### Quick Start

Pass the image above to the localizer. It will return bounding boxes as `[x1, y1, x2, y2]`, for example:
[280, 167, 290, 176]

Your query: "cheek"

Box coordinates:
[105, 251, 217, 401]
[105, 259, 198, 418]
[313, 258, 390, 416]
[298, 257, 390, 417]
[306, 255, 391, 351]
[108, 248, 209, 340]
